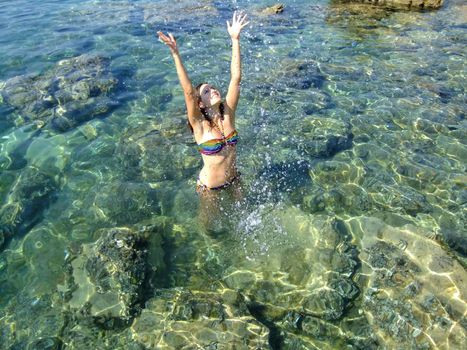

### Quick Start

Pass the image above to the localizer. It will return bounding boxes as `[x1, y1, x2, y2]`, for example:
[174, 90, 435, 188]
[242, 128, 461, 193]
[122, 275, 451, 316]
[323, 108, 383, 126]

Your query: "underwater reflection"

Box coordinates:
[0, 0, 466, 348]
[197, 176, 244, 237]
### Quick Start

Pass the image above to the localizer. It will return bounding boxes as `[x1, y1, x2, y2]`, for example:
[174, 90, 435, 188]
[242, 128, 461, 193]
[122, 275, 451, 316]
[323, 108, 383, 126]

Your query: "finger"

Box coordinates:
[226, 20, 230, 29]
[241, 21, 250, 28]
[158, 31, 169, 40]
[168, 33, 176, 42]
[240, 14, 248, 23]
[160, 36, 170, 44]
[159, 35, 170, 43]
[163, 39, 173, 46]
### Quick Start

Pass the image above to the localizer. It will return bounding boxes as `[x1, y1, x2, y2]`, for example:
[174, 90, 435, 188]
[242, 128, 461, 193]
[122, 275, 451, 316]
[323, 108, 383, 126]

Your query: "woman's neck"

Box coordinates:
[206, 103, 222, 120]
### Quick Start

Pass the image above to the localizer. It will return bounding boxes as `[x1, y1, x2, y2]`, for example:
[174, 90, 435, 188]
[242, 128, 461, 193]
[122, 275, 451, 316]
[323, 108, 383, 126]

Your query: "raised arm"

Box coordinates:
[157, 31, 201, 127]
[226, 12, 249, 113]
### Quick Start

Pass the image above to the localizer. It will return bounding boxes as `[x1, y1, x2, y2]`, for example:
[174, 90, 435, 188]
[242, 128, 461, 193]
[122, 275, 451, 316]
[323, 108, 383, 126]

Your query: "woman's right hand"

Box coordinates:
[157, 31, 178, 55]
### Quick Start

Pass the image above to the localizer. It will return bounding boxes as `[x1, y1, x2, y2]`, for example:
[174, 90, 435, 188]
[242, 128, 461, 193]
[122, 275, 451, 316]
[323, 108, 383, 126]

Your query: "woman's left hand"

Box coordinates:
[227, 11, 249, 40]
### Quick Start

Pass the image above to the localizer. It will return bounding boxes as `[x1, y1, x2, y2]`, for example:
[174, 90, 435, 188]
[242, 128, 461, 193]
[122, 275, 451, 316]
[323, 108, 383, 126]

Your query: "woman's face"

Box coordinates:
[199, 83, 222, 108]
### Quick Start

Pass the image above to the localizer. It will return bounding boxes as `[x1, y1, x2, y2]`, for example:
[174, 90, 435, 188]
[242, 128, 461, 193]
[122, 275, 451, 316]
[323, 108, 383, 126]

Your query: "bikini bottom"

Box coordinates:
[196, 172, 241, 193]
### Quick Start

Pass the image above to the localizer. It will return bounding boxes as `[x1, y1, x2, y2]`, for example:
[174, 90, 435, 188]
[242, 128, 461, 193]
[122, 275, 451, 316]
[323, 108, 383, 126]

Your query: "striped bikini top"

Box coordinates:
[197, 130, 239, 155]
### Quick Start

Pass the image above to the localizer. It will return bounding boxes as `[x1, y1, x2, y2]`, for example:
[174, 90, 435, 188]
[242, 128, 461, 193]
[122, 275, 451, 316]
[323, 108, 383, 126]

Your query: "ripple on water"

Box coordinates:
[0, 0, 466, 348]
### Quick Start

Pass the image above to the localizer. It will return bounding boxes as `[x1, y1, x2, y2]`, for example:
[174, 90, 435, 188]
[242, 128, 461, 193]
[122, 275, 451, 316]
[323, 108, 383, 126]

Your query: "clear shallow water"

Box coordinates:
[0, 0, 466, 349]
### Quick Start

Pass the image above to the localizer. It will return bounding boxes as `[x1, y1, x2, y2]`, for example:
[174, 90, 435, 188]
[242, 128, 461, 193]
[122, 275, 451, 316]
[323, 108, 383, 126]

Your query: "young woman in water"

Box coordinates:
[157, 11, 249, 196]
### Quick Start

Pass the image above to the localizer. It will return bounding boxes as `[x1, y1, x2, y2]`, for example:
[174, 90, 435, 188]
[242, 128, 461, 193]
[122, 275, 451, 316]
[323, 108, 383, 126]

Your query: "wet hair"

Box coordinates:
[188, 82, 224, 134]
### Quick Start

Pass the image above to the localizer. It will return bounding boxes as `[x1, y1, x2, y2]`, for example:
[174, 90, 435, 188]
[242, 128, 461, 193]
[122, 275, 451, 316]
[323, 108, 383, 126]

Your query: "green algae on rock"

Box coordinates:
[92, 181, 161, 226]
[131, 289, 271, 349]
[0, 54, 118, 132]
[116, 121, 200, 182]
[0, 219, 170, 350]
[0, 166, 57, 252]
[61, 225, 161, 327]
[0, 0, 466, 348]
[219, 207, 364, 345]
[142, 0, 218, 25]
[280, 312, 378, 349]
[0, 292, 66, 350]
[260, 4, 286, 15]
[350, 217, 467, 349]
[331, 0, 444, 10]
[297, 116, 353, 158]
[253, 60, 326, 94]
[248, 116, 353, 181]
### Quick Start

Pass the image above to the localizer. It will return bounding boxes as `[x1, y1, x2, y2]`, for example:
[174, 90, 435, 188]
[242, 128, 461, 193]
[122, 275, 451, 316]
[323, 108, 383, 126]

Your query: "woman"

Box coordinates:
[157, 11, 249, 196]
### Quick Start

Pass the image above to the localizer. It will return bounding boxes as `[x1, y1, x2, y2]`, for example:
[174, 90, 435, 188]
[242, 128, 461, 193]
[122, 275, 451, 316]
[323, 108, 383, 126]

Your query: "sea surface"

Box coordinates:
[0, 0, 466, 349]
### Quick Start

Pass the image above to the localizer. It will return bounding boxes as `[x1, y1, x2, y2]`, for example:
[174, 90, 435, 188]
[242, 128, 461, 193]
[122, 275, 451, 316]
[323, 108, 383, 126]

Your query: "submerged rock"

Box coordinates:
[131, 289, 271, 349]
[361, 176, 433, 218]
[93, 181, 161, 226]
[442, 228, 467, 258]
[331, 0, 443, 10]
[296, 116, 353, 158]
[350, 217, 467, 349]
[0, 218, 170, 350]
[143, 0, 218, 26]
[255, 159, 313, 199]
[0, 54, 118, 131]
[250, 116, 353, 188]
[0, 292, 66, 350]
[116, 121, 200, 182]
[279, 312, 378, 349]
[255, 60, 326, 94]
[62, 224, 163, 327]
[220, 207, 362, 344]
[302, 90, 334, 115]
[261, 4, 285, 15]
[284, 62, 326, 90]
[0, 166, 57, 251]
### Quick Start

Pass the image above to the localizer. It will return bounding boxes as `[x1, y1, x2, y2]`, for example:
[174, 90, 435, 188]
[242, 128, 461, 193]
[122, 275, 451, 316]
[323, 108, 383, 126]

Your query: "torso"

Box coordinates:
[193, 111, 238, 188]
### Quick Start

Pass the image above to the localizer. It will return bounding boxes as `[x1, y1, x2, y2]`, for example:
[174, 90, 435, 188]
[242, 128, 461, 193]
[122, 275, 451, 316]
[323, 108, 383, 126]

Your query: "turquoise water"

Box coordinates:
[0, 0, 466, 348]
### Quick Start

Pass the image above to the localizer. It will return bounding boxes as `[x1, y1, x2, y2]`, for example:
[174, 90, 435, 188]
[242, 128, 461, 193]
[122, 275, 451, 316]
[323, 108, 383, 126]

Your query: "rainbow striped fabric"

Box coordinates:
[197, 130, 238, 155]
